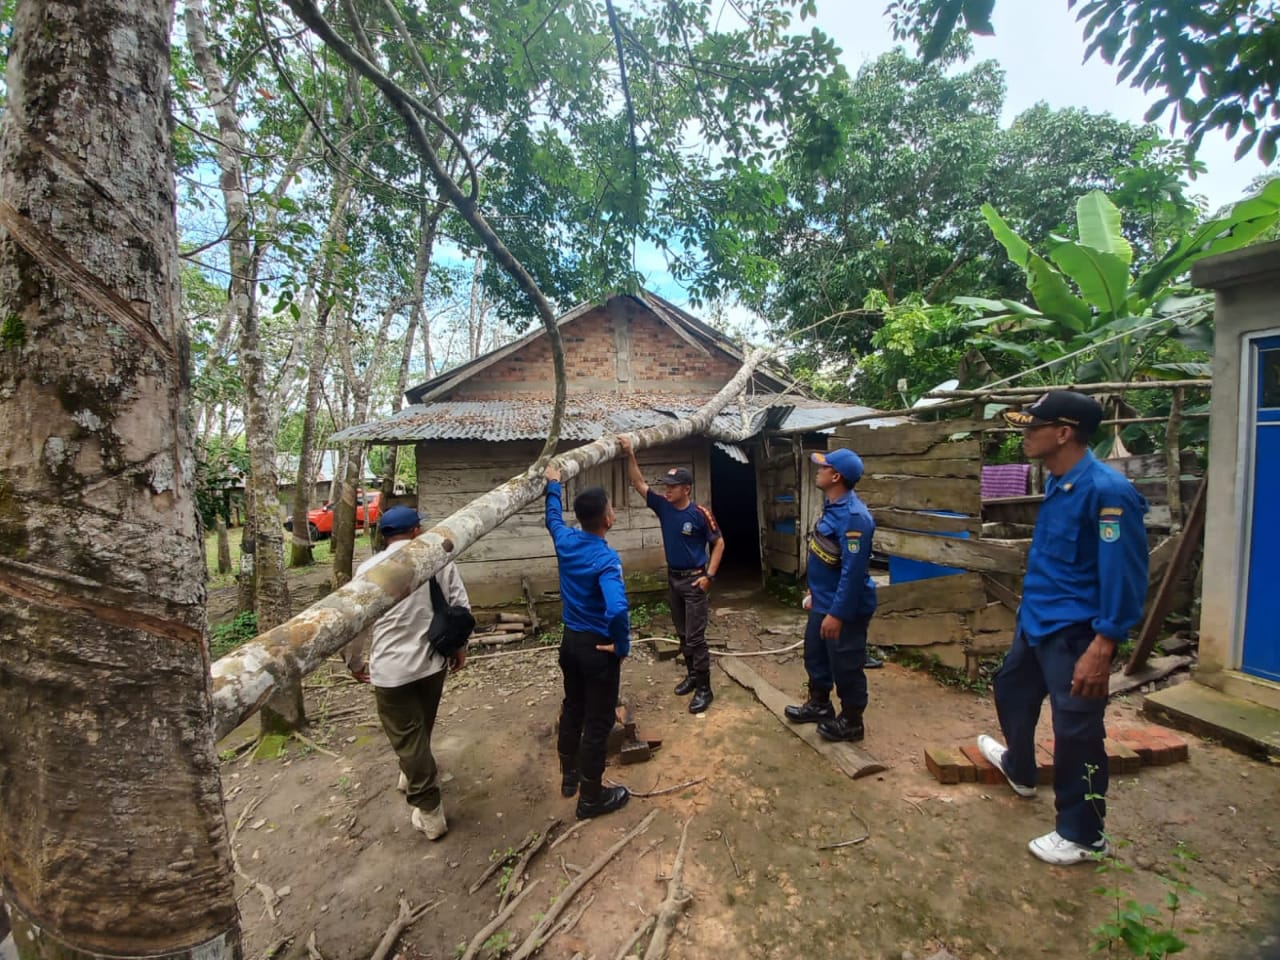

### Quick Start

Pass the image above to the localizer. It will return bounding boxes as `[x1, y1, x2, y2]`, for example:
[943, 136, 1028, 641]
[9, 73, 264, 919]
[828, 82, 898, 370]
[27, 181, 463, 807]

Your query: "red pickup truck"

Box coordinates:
[285, 492, 381, 541]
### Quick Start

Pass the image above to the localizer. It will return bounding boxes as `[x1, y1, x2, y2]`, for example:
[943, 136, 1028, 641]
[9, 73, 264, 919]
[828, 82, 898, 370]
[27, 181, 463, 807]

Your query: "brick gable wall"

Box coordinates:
[446, 300, 743, 399]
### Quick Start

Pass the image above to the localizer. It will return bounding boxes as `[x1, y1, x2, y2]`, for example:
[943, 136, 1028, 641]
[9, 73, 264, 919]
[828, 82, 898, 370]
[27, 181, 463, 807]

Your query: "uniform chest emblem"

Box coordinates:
[681, 521, 693, 536]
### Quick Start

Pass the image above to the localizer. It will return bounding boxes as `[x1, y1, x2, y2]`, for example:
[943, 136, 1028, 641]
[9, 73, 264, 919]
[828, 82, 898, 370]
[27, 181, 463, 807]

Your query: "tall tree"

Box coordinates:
[0, 0, 239, 955]
[888, 0, 1280, 162]
[756, 49, 1202, 387]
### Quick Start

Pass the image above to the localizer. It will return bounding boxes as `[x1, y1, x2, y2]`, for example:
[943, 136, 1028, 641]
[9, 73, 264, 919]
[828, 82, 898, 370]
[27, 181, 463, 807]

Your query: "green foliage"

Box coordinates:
[967, 183, 1280, 387]
[0, 313, 24, 350]
[888, 0, 1280, 164]
[756, 49, 1202, 388]
[209, 611, 259, 659]
[481, 930, 512, 957]
[1090, 839, 1202, 957]
[628, 600, 670, 631]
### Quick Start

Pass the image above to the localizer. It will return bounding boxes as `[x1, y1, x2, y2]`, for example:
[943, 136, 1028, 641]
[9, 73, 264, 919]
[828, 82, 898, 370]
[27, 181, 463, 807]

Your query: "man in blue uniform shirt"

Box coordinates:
[544, 463, 631, 820]
[618, 436, 725, 714]
[977, 391, 1148, 865]
[785, 448, 878, 742]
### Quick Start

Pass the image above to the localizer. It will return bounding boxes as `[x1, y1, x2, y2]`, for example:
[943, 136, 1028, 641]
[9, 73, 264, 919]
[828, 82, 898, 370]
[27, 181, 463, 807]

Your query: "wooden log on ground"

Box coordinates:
[1109, 655, 1194, 697]
[716, 657, 886, 779]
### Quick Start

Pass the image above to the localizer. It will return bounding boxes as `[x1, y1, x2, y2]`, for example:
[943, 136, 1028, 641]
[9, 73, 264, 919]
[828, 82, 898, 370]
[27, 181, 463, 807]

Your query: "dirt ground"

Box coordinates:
[213, 566, 1280, 960]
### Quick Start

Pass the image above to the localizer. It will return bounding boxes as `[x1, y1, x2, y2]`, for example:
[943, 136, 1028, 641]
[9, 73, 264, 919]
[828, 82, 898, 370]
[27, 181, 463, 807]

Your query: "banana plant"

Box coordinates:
[956, 181, 1280, 385]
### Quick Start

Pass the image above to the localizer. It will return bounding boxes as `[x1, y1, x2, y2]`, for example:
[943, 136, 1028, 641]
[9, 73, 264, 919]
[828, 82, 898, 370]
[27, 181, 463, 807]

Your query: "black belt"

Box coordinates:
[669, 567, 705, 577]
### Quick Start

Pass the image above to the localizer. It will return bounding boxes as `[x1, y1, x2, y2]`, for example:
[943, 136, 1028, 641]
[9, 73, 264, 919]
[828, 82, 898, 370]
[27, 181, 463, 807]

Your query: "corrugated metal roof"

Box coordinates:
[330, 393, 889, 444]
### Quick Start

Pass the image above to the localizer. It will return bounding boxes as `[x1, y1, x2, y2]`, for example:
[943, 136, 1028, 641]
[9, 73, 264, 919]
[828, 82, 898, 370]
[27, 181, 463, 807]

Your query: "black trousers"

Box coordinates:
[668, 570, 711, 673]
[557, 627, 621, 790]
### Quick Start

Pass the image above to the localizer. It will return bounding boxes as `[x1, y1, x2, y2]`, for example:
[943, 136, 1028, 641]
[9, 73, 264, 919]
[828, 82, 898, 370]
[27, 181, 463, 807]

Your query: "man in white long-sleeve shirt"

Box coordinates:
[354, 505, 470, 840]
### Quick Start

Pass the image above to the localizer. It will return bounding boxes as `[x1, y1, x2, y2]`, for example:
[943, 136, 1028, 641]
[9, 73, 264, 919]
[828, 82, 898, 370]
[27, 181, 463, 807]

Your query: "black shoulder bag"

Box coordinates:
[427, 577, 476, 658]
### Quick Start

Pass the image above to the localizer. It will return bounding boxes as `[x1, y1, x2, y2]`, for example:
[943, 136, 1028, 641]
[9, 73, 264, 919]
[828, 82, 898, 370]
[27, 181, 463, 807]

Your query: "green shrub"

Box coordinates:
[209, 611, 258, 659]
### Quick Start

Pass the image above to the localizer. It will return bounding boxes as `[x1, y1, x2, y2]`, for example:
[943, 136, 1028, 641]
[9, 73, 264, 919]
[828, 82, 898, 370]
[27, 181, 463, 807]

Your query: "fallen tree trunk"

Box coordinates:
[210, 348, 768, 739]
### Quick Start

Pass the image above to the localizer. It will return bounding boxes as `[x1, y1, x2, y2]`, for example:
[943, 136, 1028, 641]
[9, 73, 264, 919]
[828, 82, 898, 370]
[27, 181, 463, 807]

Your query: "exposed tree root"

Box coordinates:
[643, 817, 694, 960]
[369, 894, 439, 960]
[460, 879, 542, 960]
[500, 818, 561, 910]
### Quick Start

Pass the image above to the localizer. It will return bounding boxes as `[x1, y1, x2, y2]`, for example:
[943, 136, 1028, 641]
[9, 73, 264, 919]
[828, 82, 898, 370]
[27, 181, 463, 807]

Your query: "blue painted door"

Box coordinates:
[1242, 335, 1280, 682]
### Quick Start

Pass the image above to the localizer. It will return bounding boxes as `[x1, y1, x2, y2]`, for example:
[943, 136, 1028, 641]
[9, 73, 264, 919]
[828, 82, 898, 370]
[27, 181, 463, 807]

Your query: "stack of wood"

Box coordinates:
[470, 612, 533, 647]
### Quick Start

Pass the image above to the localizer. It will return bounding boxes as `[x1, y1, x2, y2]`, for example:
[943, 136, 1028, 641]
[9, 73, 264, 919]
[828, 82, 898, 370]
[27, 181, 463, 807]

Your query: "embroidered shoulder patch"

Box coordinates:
[846, 530, 861, 554]
[1099, 507, 1123, 517]
[1099, 518, 1121, 543]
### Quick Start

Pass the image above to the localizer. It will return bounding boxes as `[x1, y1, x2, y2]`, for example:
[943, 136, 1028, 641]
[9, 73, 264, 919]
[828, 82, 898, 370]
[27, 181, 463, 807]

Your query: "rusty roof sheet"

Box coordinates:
[329, 392, 884, 444]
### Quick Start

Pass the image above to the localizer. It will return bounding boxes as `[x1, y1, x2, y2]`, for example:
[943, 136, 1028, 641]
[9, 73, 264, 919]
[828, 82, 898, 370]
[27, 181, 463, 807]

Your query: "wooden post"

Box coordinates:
[1125, 476, 1207, 675]
[1164, 387, 1184, 533]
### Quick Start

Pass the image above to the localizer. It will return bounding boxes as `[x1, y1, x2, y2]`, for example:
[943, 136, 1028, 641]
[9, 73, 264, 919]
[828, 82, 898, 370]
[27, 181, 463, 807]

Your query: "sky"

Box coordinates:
[647, 0, 1273, 327]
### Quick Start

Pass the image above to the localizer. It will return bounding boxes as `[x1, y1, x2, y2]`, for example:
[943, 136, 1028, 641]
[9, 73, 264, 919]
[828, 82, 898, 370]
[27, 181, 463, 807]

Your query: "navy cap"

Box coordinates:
[659, 466, 694, 485]
[379, 505, 422, 536]
[1003, 391, 1104, 435]
[811, 448, 864, 485]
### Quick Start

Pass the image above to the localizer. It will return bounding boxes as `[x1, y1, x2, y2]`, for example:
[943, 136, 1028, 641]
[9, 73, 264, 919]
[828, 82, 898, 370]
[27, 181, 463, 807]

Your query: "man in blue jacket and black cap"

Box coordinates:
[785, 447, 877, 742]
[977, 390, 1148, 865]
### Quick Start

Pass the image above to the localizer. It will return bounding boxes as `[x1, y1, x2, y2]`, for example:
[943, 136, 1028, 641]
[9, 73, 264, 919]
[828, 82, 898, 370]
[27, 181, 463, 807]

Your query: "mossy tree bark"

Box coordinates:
[0, 0, 240, 954]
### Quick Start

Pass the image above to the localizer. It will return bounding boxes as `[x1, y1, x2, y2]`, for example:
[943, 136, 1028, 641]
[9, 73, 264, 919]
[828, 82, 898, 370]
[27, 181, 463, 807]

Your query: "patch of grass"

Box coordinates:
[481, 930, 511, 957]
[209, 610, 258, 659]
[629, 599, 669, 630]
[888, 648, 995, 694]
[204, 528, 336, 589]
[765, 576, 805, 607]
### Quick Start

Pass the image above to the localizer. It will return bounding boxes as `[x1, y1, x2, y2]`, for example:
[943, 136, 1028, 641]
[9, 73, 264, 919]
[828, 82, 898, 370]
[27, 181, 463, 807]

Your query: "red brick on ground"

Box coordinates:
[925, 746, 975, 785]
[1143, 727, 1190, 764]
[1110, 728, 1155, 764]
[958, 744, 1003, 785]
[1035, 740, 1056, 785]
[1104, 738, 1142, 774]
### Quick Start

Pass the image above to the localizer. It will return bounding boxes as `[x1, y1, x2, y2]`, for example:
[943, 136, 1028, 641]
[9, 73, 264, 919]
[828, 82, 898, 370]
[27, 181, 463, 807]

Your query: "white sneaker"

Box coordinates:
[411, 803, 447, 840]
[397, 771, 408, 793]
[977, 734, 1037, 798]
[1028, 830, 1108, 865]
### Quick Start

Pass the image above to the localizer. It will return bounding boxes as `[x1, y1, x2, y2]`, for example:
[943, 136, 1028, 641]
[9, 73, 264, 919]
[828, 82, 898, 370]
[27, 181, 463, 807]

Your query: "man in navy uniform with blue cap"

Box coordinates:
[977, 390, 1148, 865]
[785, 447, 877, 742]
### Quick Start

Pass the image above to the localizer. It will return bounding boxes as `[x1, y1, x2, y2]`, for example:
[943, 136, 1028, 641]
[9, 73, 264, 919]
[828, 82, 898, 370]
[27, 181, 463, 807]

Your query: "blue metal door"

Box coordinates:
[1242, 335, 1280, 682]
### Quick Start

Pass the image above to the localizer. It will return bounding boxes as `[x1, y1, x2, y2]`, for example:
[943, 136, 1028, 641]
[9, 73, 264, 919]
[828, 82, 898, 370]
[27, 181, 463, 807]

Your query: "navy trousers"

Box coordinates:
[803, 610, 870, 711]
[557, 627, 621, 789]
[993, 622, 1109, 847]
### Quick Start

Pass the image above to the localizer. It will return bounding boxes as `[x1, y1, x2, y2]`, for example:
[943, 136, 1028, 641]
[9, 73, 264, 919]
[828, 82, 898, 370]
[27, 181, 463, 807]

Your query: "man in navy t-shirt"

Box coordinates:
[618, 436, 724, 714]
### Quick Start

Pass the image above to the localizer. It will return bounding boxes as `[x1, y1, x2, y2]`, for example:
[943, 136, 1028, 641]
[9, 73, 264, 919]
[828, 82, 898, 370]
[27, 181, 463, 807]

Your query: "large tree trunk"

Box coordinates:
[210, 349, 766, 738]
[289, 299, 334, 567]
[0, 0, 240, 955]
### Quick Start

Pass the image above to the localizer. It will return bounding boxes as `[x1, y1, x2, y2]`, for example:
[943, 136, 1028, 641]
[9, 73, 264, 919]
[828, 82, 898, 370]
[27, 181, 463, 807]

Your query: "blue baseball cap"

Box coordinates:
[811, 448, 864, 485]
[379, 505, 422, 536]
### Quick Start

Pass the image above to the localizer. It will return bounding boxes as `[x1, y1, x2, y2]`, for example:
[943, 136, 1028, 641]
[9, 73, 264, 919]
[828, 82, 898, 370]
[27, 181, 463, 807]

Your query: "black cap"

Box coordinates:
[1002, 391, 1104, 435]
[659, 466, 694, 485]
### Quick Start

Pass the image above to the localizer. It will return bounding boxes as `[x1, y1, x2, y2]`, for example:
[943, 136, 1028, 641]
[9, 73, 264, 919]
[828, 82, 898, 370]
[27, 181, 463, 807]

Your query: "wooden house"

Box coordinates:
[333, 291, 890, 605]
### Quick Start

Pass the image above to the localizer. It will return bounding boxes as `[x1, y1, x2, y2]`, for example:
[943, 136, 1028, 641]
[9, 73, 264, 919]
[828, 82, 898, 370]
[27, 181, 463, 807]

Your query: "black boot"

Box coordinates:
[784, 685, 835, 724]
[674, 670, 698, 696]
[558, 753, 579, 798]
[576, 781, 630, 820]
[817, 709, 865, 743]
[688, 673, 714, 714]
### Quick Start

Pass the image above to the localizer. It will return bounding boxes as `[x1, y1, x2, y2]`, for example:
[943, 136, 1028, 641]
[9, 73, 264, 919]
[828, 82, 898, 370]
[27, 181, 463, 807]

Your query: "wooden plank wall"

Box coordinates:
[756, 435, 800, 576]
[414, 438, 706, 605]
[830, 420, 987, 536]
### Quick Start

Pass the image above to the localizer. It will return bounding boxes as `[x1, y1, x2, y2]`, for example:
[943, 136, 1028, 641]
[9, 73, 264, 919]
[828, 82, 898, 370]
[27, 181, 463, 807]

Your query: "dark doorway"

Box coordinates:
[709, 445, 761, 577]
